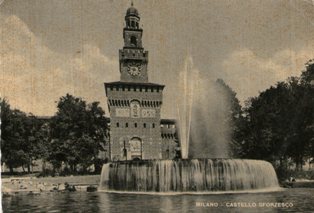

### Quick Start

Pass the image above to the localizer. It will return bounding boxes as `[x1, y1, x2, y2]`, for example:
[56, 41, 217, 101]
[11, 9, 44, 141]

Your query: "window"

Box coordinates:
[116, 122, 119, 127]
[152, 123, 155, 128]
[143, 123, 146, 128]
[130, 36, 137, 46]
[134, 123, 137, 128]
[125, 123, 128, 128]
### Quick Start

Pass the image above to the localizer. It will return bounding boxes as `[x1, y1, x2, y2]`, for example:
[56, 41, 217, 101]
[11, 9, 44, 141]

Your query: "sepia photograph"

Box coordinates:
[1, 0, 314, 212]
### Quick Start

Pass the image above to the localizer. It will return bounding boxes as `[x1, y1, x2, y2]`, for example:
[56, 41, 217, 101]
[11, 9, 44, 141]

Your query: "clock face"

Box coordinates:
[127, 63, 141, 76]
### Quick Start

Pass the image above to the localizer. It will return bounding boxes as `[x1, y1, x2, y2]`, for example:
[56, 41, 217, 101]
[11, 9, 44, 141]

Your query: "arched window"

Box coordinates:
[129, 137, 142, 160]
[130, 36, 137, 46]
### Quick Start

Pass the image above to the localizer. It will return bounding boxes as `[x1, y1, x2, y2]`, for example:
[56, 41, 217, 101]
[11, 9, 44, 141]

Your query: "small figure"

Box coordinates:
[86, 185, 97, 192]
[64, 182, 76, 192]
[289, 176, 296, 182]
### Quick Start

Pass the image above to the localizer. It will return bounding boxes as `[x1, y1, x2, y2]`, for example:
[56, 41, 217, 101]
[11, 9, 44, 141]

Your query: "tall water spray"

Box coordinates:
[177, 57, 230, 159]
[176, 57, 198, 159]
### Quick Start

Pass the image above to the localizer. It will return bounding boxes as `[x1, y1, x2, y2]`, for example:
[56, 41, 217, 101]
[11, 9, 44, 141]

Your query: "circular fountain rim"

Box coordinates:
[110, 158, 274, 162]
[100, 158, 280, 193]
[98, 187, 284, 196]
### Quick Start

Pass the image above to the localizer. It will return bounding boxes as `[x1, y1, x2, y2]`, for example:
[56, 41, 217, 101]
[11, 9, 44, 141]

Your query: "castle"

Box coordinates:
[104, 4, 179, 161]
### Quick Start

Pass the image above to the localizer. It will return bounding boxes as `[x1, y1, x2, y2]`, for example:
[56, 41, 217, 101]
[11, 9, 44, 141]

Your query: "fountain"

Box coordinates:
[99, 56, 280, 193]
[100, 159, 279, 192]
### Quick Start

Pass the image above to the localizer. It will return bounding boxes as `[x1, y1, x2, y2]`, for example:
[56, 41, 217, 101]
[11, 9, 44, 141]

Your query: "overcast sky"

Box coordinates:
[1, 0, 314, 118]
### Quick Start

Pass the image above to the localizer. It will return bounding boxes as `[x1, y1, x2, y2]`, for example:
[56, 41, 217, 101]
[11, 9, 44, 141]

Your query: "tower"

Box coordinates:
[119, 2, 148, 83]
[104, 4, 165, 161]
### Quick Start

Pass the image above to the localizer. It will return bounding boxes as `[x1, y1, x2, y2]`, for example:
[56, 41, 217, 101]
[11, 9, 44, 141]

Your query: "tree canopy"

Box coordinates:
[1, 99, 44, 173]
[1, 94, 108, 175]
[234, 60, 314, 174]
[48, 94, 108, 173]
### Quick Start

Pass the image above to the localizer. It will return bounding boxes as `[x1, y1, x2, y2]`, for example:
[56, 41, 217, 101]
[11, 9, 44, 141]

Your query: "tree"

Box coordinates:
[86, 101, 109, 173]
[1, 98, 49, 173]
[49, 94, 108, 174]
[1, 99, 29, 173]
[24, 114, 51, 173]
[300, 59, 314, 85]
[237, 59, 314, 173]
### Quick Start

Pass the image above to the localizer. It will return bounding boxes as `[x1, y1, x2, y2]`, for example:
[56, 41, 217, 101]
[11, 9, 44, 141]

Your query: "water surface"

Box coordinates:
[3, 188, 314, 212]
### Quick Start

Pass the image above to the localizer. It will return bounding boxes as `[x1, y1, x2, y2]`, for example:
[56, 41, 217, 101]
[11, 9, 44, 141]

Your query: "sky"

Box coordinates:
[1, 0, 314, 119]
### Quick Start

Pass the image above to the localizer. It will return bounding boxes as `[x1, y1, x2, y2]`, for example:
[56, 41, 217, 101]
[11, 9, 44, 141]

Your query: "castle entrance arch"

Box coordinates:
[129, 137, 142, 160]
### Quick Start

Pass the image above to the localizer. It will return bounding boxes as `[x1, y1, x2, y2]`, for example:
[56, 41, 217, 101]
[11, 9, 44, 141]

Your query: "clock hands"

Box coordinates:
[128, 63, 141, 76]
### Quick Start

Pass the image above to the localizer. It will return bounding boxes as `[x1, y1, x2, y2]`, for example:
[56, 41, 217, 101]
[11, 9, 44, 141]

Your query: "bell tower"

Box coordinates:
[119, 2, 149, 82]
[104, 3, 165, 161]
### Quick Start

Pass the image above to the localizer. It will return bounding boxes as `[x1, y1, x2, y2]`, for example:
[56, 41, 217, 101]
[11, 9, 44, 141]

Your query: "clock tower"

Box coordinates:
[104, 4, 175, 161]
[119, 2, 148, 82]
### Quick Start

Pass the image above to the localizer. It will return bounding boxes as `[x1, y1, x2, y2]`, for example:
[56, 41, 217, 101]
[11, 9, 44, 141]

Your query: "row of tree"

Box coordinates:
[229, 60, 314, 177]
[1, 94, 108, 175]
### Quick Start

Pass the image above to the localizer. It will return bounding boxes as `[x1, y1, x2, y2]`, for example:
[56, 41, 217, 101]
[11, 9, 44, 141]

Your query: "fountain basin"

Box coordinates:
[100, 159, 279, 193]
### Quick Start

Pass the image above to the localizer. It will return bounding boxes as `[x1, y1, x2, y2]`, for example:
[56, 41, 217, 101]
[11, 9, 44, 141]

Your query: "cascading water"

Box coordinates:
[99, 159, 279, 192]
[99, 163, 110, 190]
